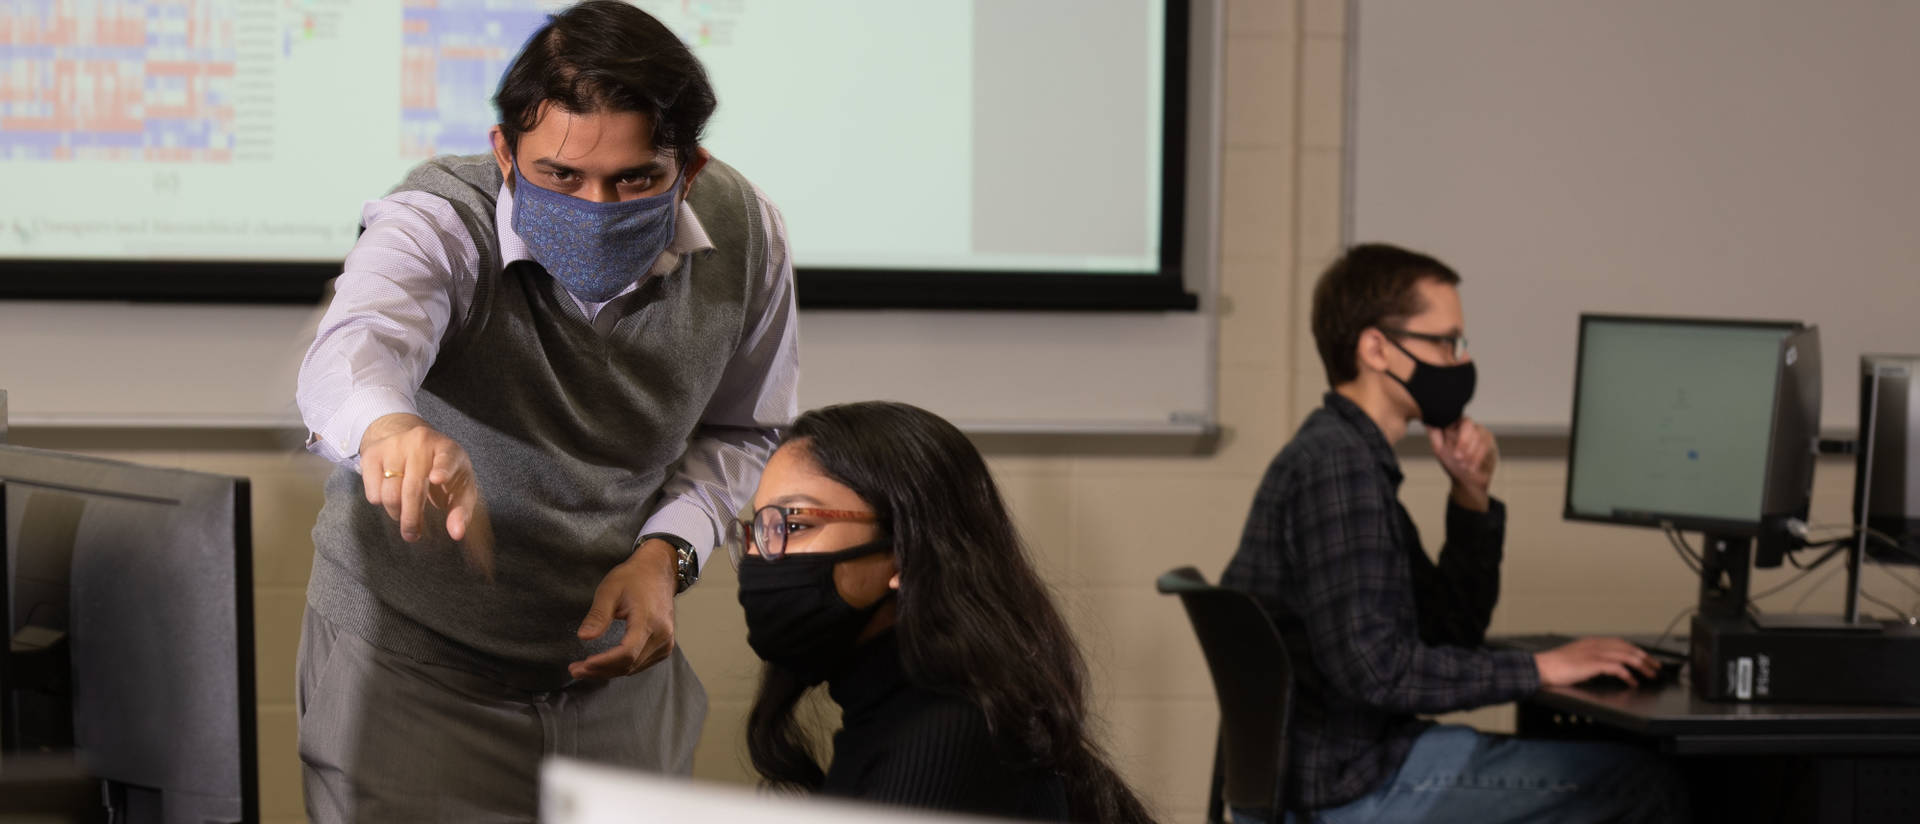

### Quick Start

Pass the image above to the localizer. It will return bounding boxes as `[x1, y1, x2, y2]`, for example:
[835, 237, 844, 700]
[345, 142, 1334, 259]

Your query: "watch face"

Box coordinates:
[674, 547, 698, 592]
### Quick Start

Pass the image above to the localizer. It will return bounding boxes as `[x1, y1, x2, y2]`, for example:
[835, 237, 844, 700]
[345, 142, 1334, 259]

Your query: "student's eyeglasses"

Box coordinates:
[727, 504, 883, 567]
[1379, 327, 1469, 362]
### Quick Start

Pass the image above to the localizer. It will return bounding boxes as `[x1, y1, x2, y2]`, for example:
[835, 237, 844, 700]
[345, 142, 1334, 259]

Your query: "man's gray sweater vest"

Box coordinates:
[309, 154, 767, 690]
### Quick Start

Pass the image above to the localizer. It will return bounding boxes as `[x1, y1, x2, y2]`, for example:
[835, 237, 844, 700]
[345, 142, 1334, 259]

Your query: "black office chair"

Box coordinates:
[1157, 566, 1294, 824]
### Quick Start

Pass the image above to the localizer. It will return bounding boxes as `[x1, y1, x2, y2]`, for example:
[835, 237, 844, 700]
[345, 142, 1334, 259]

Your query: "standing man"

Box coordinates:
[1222, 244, 1686, 822]
[293, 2, 796, 820]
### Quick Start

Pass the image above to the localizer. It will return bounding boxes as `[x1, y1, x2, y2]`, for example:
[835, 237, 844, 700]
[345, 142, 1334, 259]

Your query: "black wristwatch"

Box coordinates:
[641, 533, 699, 594]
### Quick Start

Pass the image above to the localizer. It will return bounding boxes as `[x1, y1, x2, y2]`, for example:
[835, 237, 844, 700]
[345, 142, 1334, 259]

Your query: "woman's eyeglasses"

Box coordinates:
[728, 504, 882, 566]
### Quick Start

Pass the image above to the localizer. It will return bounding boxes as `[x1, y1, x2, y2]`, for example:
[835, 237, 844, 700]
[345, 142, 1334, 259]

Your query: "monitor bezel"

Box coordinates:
[1562, 312, 1805, 537]
[1856, 354, 1920, 566]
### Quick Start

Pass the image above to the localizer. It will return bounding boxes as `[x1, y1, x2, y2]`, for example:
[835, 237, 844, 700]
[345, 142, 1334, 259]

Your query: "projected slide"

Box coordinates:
[2, 0, 1166, 276]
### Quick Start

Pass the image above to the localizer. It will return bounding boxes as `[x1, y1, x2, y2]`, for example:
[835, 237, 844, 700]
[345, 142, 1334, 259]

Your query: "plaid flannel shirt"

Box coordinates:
[1221, 392, 1540, 811]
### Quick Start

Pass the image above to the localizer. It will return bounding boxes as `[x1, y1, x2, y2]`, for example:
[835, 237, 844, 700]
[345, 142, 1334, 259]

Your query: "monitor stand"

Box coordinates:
[1695, 532, 1881, 631]
[1695, 533, 1752, 620]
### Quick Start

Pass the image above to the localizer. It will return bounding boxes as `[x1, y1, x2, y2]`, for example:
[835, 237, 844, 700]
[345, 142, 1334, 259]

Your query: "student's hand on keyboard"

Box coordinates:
[1533, 637, 1662, 688]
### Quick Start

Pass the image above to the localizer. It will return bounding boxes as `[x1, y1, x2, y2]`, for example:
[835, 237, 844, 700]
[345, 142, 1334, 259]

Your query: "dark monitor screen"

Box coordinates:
[0, 445, 256, 824]
[1565, 315, 1814, 537]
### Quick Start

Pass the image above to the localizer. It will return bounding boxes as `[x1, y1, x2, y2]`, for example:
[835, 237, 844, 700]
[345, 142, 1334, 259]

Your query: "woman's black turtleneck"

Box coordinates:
[821, 629, 1070, 821]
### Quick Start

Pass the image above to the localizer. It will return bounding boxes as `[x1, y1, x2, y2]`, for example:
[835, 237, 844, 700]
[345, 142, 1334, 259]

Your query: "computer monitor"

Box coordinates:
[0, 445, 257, 823]
[1856, 355, 1920, 566]
[1564, 314, 1820, 571]
[542, 757, 983, 824]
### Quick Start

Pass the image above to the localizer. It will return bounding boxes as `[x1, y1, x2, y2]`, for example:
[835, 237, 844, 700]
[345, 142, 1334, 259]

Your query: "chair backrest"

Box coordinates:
[1157, 566, 1294, 821]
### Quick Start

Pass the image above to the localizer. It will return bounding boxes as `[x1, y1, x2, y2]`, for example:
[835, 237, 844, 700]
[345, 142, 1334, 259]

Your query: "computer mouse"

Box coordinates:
[1578, 658, 1683, 691]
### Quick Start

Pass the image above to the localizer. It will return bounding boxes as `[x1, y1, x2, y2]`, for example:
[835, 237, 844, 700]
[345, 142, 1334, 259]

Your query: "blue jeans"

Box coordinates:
[1232, 725, 1688, 824]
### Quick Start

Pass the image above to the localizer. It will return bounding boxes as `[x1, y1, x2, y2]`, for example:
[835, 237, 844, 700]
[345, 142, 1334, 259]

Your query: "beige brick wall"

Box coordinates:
[37, 2, 1910, 822]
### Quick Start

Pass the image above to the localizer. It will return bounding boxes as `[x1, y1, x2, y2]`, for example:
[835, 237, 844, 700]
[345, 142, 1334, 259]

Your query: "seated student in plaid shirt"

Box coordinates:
[1221, 244, 1687, 824]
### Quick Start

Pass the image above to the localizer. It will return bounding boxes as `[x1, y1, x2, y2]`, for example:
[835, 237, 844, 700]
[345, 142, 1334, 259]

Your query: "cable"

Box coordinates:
[1785, 541, 1846, 570]
[1655, 604, 1696, 651]
[1864, 526, 1904, 547]
[1749, 544, 1844, 607]
[1661, 523, 1703, 576]
[1873, 563, 1920, 603]
[1859, 588, 1912, 622]
[1789, 563, 1849, 613]
[1862, 527, 1920, 566]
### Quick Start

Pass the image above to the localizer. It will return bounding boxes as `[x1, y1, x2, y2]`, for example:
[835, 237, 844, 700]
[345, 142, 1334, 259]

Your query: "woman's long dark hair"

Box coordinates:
[745, 401, 1156, 823]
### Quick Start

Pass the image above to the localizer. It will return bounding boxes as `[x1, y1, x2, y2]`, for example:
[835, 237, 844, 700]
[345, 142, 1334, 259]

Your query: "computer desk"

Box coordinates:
[1519, 674, 1920, 755]
[1508, 636, 1920, 824]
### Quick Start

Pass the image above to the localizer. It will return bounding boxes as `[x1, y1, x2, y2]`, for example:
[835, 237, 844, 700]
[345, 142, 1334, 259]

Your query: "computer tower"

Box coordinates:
[1691, 613, 1920, 705]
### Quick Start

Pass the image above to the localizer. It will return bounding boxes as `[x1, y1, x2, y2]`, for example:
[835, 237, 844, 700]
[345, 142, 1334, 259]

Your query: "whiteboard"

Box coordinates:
[0, 0, 1221, 434]
[1349, 0, 1920, 431]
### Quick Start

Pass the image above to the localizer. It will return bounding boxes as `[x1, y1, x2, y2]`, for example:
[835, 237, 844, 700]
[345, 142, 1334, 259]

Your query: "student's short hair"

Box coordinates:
[1311, 243, 1462, 386]
[494, 0, 716, 166]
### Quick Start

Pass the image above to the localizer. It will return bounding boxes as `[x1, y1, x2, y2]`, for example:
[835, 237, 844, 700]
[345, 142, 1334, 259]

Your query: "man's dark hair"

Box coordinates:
[1311, 242, 1462, 386]
[494, 0, 716, 165]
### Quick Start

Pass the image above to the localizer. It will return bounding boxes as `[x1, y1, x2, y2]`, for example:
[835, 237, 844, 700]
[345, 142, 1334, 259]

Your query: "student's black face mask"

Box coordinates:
[1385, 337, 1477, 429]
[736, 538, 895, 686]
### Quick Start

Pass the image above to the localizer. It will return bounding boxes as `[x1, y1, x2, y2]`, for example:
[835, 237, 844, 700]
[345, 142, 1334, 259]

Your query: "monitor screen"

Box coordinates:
[0, 0, 1188, 307]
[1566, 316, 1800, 530]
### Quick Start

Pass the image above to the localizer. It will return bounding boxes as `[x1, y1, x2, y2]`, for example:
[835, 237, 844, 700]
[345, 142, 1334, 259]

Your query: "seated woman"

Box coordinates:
[731, 401, 1155, 823]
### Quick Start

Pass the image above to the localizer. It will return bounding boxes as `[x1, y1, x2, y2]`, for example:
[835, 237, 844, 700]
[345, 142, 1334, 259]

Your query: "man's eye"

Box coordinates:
[547, 170, 575, 183]
[618, 175, 653, 188]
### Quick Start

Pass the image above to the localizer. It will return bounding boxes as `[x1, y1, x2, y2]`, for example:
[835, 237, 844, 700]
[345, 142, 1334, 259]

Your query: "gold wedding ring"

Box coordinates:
[383, 470, 403, 479]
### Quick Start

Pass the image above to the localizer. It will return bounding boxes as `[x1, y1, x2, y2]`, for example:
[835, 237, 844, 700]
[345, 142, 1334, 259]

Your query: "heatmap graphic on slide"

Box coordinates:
[2, 0, 237, 162]
[398, 0, 548, 157]
[401, 0, 742, 157]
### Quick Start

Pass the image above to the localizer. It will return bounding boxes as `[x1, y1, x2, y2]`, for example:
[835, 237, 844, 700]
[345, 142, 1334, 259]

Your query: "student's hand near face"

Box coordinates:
[1430, 417, 1497, 512]
[359, 413, 496, 579]
[570, 538, 678, 680]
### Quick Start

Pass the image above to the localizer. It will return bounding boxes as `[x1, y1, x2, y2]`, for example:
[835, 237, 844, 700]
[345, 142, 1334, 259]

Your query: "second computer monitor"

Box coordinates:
[1565, 314, 1819, 560]
[1857, 354, 1920, 565]
[1, 445, 257, 823]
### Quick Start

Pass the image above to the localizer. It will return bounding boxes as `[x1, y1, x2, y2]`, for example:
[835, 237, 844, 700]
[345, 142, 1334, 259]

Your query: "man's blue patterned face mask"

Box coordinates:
[510, 160, 681, 303]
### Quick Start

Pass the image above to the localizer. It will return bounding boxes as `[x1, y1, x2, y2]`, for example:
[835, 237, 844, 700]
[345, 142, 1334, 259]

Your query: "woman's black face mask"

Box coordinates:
[736, 537, 895, 685]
